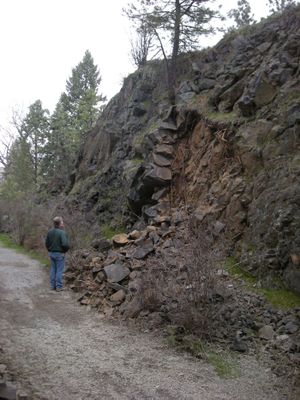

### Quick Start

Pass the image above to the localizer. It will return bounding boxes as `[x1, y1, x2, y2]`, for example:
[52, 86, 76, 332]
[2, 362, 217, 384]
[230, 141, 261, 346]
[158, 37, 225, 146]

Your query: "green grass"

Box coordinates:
[100, 224, 125, 240]
[0, 233, 48, 265]
[224, 257, 300, 309]
[260, 289, 300, 309]
[167, 333, 239, 379]
[225, 256, 256, 284]
[206, 110, 238, 123]
[187, 339, 239, 379]
[206, 350, 239, 379]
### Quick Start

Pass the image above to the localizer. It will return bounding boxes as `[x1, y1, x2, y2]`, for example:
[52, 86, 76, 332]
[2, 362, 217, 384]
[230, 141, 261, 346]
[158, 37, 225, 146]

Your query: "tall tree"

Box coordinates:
[228, 0, 255, 27]
[1, 137, 34, 198]
[41, 97, 71, 190]
[20, 100, 49, 184]
[64, 50, 106, 138]
[125, 0, 220, 103]
[41, 51, 106, 191]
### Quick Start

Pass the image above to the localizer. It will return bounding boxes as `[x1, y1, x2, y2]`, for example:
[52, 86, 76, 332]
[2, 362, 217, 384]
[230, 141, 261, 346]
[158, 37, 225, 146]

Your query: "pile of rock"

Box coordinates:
[65, 202, 186, 317]
[65, 201, 300, 354]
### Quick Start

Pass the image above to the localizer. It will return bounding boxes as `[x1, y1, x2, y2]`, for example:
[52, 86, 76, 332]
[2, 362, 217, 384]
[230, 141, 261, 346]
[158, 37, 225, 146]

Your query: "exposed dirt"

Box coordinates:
[0, 245, 285, 400]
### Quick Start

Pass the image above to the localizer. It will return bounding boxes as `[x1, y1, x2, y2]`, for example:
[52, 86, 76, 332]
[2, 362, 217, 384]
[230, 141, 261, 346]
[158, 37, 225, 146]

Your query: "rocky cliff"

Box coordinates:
[68, 7, 300, 294]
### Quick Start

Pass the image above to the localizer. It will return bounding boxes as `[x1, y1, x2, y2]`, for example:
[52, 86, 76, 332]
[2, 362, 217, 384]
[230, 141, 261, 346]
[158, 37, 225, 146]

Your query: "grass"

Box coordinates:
[224, 256, 300, 309]
[100, 224, 125, 240]
[260, 289, 300, 309]
[167, 332, 239, 379]
[0, 233, 48, 265]
[206, 110, 238, 123]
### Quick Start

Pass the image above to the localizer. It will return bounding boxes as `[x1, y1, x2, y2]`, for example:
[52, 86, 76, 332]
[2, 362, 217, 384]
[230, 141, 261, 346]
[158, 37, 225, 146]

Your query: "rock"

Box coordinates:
[143, 206, 158, 218]
[253, 73, 277, 107]
[110, 290, 126, 304]
[151, 188, 168, 202]
[275, 334, 293, 352]
[237, 95, 256, 116]
[132, 105, 147, 117]
[153, 153, 172, 167]
[230, 338, 248, 353]
[95, 271, 105, 283]
[196, 78, 215, 91]
[154, 144, 174, 157]
[107, 282, 127, 292]
[112, 233, 129, 246]
[91, 257, 103, 265]
[92, 264, 103, 274]
[159, 121, 177, 131]
[143, 166, 172, 186]
[128, 230, 143, 240]
[130, 239, 154, 259]
[218, 80, 245, 112]
[285, 321, 299, 334]
[213, 221, 226, 236]
[104, 263, 130, 283]
[91, 238, 111, 251]
[258, 325, 275, 340]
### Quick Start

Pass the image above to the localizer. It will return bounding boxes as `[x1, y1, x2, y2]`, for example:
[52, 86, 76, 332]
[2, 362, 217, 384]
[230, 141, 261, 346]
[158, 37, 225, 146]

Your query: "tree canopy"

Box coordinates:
[125, 0, 220, 101]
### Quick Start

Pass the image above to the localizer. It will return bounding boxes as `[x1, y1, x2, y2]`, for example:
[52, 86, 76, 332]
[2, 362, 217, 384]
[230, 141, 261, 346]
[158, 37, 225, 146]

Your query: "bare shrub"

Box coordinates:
[170, 220, 225, 338]
[138, 218, 226, 339]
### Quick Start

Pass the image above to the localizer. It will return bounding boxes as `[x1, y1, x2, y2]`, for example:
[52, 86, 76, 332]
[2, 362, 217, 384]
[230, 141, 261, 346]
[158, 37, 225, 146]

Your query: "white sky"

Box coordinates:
[0, 0, 270, 137]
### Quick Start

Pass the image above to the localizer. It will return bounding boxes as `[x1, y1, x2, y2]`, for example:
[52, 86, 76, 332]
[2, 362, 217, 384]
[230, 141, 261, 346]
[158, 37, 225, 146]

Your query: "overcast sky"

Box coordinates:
[0, 0, 270, 137]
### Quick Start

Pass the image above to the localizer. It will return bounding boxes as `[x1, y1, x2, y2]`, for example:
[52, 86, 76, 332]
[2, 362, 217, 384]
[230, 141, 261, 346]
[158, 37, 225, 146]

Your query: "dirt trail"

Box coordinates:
[0, 245, 283, 400]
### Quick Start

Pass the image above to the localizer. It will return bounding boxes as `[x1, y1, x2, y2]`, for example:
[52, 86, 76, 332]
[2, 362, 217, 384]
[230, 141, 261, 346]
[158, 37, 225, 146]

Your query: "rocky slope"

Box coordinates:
[68, 7, 300, 295]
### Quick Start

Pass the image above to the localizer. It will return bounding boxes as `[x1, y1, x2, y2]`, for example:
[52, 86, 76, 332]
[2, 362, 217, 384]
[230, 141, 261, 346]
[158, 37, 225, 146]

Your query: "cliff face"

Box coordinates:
[68, 7, 300, 293]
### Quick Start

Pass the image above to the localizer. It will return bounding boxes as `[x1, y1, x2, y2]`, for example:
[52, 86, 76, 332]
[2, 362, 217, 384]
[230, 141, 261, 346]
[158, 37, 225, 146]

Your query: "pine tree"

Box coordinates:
[41, 97, 71, 190]
[1, 137, 35, 198]
[20, 100, 49, 184]
[41, 50, 105, 191]
[65, 50, 106, 137]
[125, 0, 220, 103]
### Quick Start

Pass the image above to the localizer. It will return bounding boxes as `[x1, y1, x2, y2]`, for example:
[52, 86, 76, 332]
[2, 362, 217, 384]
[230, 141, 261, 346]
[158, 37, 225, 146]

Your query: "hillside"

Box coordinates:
[67, 7, 300, 295]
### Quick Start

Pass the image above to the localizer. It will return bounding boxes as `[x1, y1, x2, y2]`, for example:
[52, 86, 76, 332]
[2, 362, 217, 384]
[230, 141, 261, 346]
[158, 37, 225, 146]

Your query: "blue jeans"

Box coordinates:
[49, 252, 65, 289]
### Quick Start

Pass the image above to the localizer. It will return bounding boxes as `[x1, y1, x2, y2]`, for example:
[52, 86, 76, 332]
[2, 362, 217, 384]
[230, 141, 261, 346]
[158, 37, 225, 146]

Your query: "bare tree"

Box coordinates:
[130, 20, 154, 67]
[0, 126, 15, 167]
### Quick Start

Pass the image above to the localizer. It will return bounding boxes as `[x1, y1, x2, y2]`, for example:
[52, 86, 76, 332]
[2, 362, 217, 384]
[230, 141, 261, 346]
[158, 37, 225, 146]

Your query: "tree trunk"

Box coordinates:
[169, 0, 181, 104]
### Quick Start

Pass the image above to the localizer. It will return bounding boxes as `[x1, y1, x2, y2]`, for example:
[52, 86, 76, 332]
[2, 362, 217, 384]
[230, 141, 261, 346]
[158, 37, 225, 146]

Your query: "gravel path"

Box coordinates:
[0, 245, 283, 400]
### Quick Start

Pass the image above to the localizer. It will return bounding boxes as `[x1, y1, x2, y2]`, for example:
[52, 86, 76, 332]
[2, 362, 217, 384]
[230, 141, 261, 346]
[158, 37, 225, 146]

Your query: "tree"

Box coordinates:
[1, 137, 35, 198]
[125, 0, 220, 103]
[41, 50, 106, 192]
[20, 100, 49, 184]
[130, 20, 154, 67]
[64, 50, 106, 137]
[266, 0, 297, 13]
[228, 0, 255, 27]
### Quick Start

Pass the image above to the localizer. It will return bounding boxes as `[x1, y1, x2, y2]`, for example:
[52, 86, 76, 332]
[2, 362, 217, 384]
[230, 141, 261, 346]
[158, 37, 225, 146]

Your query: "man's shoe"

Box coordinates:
[56, 288, 64, 292]
[50, 287, 56, 290]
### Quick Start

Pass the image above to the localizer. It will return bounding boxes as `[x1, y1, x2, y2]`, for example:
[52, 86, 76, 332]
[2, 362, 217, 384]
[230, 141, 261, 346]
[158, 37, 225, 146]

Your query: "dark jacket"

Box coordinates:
[45, 228, 69, 253]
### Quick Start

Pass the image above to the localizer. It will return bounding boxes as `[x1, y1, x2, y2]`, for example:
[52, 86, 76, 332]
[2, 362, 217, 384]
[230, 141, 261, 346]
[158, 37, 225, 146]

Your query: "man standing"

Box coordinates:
[45, 216, 69, 291]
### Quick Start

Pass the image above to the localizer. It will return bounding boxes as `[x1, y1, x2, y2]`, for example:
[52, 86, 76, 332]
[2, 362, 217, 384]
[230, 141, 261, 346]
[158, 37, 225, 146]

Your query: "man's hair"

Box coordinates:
[53, 216, 63, 228]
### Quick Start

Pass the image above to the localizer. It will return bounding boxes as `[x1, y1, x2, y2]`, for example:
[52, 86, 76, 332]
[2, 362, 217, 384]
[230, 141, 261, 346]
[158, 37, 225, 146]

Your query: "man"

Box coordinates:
[45, 216, 69, 291]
